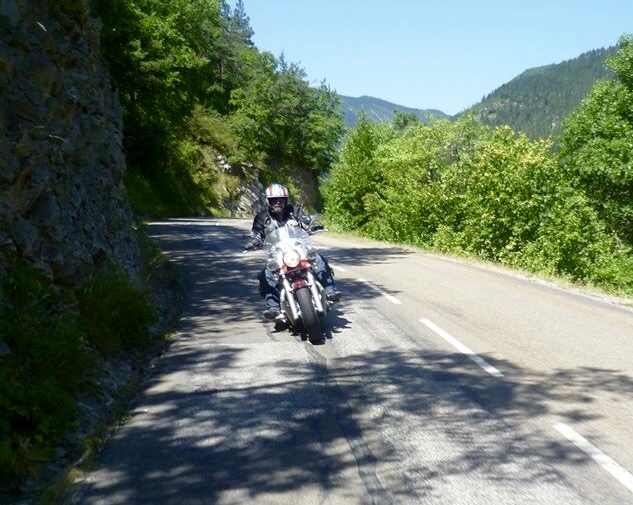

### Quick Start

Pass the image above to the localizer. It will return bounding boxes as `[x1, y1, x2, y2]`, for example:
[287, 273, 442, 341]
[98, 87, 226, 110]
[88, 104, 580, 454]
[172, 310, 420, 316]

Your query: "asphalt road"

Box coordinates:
[72, 218, 633, 505]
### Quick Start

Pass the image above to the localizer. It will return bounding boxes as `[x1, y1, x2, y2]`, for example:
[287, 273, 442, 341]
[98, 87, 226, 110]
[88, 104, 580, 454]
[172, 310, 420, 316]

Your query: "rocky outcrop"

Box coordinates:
[0, 0, 139, 285]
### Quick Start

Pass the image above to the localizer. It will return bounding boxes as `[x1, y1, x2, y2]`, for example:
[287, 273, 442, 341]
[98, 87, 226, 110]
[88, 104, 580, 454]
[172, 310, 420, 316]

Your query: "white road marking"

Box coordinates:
[358, 279, 402, 304]
[555, 423, 633, 495]
[420, 319, 504, 377]
[327, 263, 632, 497]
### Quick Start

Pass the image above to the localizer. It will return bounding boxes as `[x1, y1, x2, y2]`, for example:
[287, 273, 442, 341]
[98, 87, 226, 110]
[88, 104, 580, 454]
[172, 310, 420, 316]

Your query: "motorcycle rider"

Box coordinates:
[245, 183, 341, 320]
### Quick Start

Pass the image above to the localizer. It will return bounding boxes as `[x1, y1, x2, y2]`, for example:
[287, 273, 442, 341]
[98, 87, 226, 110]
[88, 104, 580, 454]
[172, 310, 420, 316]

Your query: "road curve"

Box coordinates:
[72, 218, 633, 505]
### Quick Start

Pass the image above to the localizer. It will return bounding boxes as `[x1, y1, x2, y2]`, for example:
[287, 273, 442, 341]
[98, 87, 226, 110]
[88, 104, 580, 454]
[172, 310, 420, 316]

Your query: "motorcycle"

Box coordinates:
[247, 217, 332, 345]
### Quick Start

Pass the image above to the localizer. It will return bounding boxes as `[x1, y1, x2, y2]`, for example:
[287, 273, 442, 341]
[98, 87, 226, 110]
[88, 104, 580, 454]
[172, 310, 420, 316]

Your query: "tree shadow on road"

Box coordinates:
[72, 220, 633, 503]
[73, 339, 633, 504]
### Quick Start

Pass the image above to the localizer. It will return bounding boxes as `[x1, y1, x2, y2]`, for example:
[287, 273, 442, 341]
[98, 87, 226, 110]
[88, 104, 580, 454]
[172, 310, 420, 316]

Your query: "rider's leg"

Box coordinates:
[258, 268, 281, 318]
[314, 255, 341, 301]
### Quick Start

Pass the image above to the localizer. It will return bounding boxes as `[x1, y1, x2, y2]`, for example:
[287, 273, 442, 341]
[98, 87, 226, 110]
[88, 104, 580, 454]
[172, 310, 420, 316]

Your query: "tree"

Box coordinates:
[212, 0, 257, 113]
[439, 126, 558, 260]
[229, 55, 343, 176]
[558, 35, 633, 246]
[374, 117, 482, 244]
[322, 111, 390, 230]
[392, 110, 420, 131]
[90, 0, 224, 169]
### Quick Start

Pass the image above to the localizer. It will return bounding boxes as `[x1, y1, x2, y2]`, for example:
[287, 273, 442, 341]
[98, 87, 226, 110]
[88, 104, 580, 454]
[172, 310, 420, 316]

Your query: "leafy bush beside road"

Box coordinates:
[324, 36, 633, 296]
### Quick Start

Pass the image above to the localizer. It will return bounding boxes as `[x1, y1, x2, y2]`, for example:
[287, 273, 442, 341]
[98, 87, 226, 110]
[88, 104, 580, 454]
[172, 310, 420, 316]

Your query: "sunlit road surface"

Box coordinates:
[72, 218, 633, 505]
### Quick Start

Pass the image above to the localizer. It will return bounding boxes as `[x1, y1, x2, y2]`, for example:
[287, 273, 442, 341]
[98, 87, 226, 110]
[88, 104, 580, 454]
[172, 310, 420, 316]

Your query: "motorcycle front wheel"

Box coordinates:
[295, 287, 323, 345]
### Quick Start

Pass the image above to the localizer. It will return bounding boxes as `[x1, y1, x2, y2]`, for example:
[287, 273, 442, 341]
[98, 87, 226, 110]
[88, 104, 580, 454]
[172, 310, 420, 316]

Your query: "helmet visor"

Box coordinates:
[268, 197, 286, 213]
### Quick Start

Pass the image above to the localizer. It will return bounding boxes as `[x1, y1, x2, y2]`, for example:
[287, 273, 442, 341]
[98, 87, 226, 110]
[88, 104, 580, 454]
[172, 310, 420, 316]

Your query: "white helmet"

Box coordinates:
[265, 183, 289, 214]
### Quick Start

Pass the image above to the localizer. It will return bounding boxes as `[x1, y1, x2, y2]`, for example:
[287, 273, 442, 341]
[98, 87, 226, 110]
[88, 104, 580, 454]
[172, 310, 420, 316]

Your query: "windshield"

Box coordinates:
[263, 223, 309, 250]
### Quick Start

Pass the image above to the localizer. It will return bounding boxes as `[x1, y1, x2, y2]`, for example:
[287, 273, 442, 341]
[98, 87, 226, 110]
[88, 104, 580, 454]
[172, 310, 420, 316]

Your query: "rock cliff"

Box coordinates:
[0, 0, 139, 286]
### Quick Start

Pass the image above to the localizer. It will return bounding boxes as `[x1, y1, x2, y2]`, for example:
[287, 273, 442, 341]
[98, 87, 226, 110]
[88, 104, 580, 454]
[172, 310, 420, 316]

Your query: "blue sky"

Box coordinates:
[237, 1, 633, 115]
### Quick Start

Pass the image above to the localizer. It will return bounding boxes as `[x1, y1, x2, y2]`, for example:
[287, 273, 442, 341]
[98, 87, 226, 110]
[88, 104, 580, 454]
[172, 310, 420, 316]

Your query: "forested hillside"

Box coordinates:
[338, 48, 615, 139]
[465, 48, 616, 138]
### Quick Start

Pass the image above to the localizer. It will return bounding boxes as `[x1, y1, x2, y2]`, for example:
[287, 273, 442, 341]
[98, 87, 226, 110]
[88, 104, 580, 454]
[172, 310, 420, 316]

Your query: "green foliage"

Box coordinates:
[229, 57, 344, 176]
[89, 0, 228, 216]
[91, 0, 223, 134]
[514, 191, 633, 290]
[188, 105, 238, 156]
[123, 136, 221, 218]
[559, 35, 633, 247]
[0, 265, 91, 479]
[392, 110, 421, 131]
[437, 126, 558, 261]
[608, 35, 633, 88]
[77, 265, 157, 356]
[322, 112, 390, 231]
[124, 171, 172, 218]
[91, 0, 343, 216]
[375, 116, 482, 244]
[0, 260, 158, 483]
[324, 105, 633, 295]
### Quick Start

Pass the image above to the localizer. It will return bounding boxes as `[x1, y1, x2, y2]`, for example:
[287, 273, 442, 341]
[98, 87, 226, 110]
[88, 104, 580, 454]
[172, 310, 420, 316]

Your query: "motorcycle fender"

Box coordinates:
[292, 278, 308, 289]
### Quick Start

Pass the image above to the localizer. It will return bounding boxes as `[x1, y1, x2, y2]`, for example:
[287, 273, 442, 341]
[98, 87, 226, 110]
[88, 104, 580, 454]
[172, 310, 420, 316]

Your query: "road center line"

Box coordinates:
[358, 279, 402, 304]
[313, 260, 633, 496]
[420, 319, 504, 377]
[555, 423, 633, 495]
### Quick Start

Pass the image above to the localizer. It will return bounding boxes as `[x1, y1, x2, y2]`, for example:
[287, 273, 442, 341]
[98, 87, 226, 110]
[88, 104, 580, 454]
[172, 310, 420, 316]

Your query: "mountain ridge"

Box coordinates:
[338, 94, 450, 128]
[465, 47, 615, 137]
[340, 46, 616, 137]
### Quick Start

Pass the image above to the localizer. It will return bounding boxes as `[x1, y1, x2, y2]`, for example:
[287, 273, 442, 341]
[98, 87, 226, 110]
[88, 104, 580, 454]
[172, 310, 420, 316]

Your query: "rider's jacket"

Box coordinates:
[249, 205, 306, 244]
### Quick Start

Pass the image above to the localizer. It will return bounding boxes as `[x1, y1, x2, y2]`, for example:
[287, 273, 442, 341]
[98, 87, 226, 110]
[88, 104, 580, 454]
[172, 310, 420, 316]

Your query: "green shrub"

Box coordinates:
[124, 171, 171, 219]
[324, 113, 633, 296]
[0, 249, 164, 492]
[188, 105, 238, 157]
[124, 135, 224, 219]
[77, 265, 157, 356]
[0, 265, 91, 480]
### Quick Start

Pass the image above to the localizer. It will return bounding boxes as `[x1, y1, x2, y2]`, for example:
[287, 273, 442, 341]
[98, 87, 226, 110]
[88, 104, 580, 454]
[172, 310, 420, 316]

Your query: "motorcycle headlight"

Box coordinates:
[283, 249, 301, 268]
[266, 258, 280, 271]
